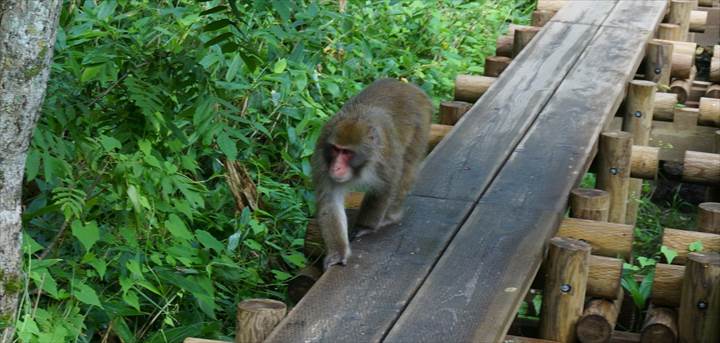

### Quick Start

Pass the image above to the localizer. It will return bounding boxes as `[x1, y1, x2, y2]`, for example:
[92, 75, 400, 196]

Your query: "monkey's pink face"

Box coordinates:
[329, 145, 355, 183]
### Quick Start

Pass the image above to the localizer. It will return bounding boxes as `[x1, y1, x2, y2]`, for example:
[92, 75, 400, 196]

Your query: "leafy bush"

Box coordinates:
[17, 0, 532, 341]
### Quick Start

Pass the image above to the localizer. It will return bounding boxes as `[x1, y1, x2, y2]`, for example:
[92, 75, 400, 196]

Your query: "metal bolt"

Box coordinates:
[655, 67, 662, 75]
[560, 284, 572, 293]
[698, 300, 708, 310]
[609, 167, 619, 175]
[634, 111, 642, 118]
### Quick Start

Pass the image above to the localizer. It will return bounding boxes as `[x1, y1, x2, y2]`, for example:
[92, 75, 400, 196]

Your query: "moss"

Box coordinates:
[3, 273, 22, 294]
[0, 313, 11, 330]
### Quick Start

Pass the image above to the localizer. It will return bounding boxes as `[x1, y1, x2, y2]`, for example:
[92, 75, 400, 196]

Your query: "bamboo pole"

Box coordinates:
[678, 252, 720, 343]
[596, 131, 633, 223]
[539, 237, 591, 343]
[235, 299, 287, 343]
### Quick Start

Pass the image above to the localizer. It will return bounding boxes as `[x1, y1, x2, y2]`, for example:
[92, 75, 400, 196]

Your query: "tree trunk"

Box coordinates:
[0, 1, 62, 341]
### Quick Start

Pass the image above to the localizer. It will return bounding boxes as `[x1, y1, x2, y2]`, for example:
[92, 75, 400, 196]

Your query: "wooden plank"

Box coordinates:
[383, 2, 666, 342]
[264, 196, 472, 342]
[412, 1, 618, 202]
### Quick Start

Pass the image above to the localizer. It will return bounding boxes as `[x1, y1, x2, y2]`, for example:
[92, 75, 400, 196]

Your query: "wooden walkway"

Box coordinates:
[266, 1, 668, 342]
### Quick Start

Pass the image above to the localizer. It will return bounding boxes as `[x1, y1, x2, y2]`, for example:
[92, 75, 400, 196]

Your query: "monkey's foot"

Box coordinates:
[323, 251, 350, 270]
[354, 227, 377, 238]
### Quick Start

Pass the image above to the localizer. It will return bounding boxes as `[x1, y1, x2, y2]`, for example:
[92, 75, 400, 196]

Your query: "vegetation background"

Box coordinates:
[14, 0, 534, 341]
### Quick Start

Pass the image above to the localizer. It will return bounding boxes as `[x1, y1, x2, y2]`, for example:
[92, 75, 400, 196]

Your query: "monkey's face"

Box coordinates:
[325, 144, 368, 184]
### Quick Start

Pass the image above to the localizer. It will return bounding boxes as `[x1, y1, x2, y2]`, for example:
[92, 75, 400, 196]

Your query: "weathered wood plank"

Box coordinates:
[412, 1, 617, 202]
[384, 2, 666, 342]
[264, 196, 472, 343]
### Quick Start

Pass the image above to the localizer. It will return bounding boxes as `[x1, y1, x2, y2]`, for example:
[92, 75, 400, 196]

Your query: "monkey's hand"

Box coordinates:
[323, 247, 350, 270]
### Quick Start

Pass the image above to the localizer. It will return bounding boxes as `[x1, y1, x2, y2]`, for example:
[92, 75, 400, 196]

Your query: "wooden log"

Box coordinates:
[706, 84, 720, 99]
[576, 295, 622, 343]
[630, 145, 659, 180]
[644, 41, 673, 88]
[557, 218, 632, 260]
[674, 107, 699, 129]
[623, 80, 656, 225]
[287, 265, 322, 303]
[688, 81, 711, 104]
[654, 39, 696, 79]
[484, 55, 512, 77]
[235, 299, 287, 343]
[505, 336, 559, 343]
[711, 45, 719, 82]
[662, 227, 720, 264]
[652, 263, 684, 307]
[429, 123, 453, 150]
[678, 252, 720, 343]
[536, 0, 566, 12]
[656, 23, 683, 41]
[654, 92, 678, 120]
[569, 188, 610, 222]
[588, 255, 623, 300]
[670, 79, 692, 104]
[690, 10, 708, 32]
[539, 237, 592, 343]
[610, 331, 640, 343]
[596, 131, 633, 224]
[513, 26, 541, 58]
[699, 97, 720, 126]
[640, 305, 678, 343]
[532, 10, 555, 27]
[454, 75, 496, 102]
[682, 150, 720, 185]
[496, 34, 514, 58]
[698, 202, 720, 234]
[438, 100, 472, 125]
[667, 0, 694, 40]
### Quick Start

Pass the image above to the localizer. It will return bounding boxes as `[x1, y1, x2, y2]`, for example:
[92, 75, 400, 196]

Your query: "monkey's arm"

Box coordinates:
[316, 188, 350, 269]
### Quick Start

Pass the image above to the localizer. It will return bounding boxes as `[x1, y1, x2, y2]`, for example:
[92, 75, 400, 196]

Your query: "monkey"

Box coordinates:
[311, 78, 432, 269]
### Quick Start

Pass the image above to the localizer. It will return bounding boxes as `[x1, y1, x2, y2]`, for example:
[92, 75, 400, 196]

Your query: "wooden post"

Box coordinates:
[630, 146, 659, 180]
[569, 188, 610, 222]
[667, 0, 694, 41]
[235, 299, 287, 343]
[556, 218, 633, 260]
[698, 202, 720, 233]
[653, 263, 685, 307]
[644, 41, 673, 88]
[662, 227, 720, 264]
[653, 39, 695, 79]
[690, 10, 708, 32]
[657, 23, 683, 41]
[454, 75, 496, 102]
[671, 66, 697, 104]
[596, 131, 633, 224]
[438, 101, 472, 125]
[532, 10, 555, 27]
[512, 26, 541, 57]
[287, 265, 322, 303]
[496, 34, 514, 58]
[640, 305, 678, 343]
[623, 80, 656, 225]
[575, 294, 623, 343]
[678, 252, 720, 343]
[539, 237, 591, 343]
[536, 0, 566, 12]
[682, 151, 719, 185]
[429, 124, 453, 150]
[706, 85, 720, 98]
[484, 55, 512, 77]
[654, 92, 678, 120]
[699, 97, 720, 126]
[711, 45, 719, 82]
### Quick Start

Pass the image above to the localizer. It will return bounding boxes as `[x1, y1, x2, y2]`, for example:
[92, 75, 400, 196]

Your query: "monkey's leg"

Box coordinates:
[354, 190, 395, 237]
[318, 191, 351, 269]
[382, 148, 424, 227]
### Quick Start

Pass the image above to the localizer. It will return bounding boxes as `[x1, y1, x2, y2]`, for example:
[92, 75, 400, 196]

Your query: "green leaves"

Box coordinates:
[73, 282, 102, 308]
[661, 245, 678, 264]
[71, 220, 100, 252]
[165, 214, 193, 241]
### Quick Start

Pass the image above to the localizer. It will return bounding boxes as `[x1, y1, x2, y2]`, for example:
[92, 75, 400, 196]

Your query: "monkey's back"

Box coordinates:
[341, 79, 432, 151]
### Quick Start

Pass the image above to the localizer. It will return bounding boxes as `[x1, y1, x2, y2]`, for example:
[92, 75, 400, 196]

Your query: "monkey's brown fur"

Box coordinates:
[311, 78, 432, 269]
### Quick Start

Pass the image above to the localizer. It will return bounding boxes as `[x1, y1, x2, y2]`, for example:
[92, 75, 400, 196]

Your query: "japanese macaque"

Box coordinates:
[311, 78, 432, 269]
